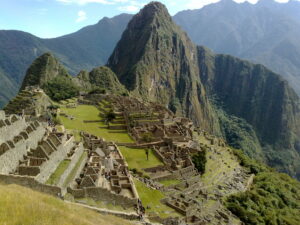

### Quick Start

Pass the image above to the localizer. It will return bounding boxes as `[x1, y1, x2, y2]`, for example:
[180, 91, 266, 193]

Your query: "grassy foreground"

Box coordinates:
[0, 184, 132, 225]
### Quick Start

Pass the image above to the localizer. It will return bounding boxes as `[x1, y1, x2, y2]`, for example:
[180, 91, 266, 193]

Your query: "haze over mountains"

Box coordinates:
[0, 14, 132, 107]
[1, 0, 300, 108]
[174, 0, 300, 95]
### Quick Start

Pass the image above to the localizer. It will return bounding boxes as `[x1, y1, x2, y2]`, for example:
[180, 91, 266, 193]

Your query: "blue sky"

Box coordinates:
[0, 0, 291, 38]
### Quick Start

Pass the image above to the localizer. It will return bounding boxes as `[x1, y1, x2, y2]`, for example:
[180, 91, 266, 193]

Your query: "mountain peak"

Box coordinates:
[20, 52, 69, 90]
[129, 1, 171, 28]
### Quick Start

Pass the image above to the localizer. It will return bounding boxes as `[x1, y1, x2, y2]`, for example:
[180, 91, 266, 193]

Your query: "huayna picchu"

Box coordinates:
[1, 1, 300, 225]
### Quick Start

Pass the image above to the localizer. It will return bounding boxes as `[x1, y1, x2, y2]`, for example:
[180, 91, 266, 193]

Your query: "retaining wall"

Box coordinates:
[0, 117, 27, 143]
[68, 186, 137, 208]
[0, 174, 61, 196]
[35, 137, 75, 183]
[57, 143, 85, 187]
[0, 126, 46, 174]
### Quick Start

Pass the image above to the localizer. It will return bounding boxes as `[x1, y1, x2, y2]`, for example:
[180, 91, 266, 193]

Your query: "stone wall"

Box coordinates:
[57, 144, 85, 187]
[35, 136, 75, 183]
[68, 186, 138, 208]
[0, 110, 5, 120]
[0, 174, 61, 196]
[0, 125, 46, 174]
[0, 116, 27, 143]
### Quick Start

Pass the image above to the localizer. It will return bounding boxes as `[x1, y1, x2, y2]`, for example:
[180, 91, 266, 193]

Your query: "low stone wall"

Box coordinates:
[68, 186, 138, 208]
[0, 117, 27, 143]
[0, 126, 46, 174]
[57, 144, 85, 187]
[0, 174, 61, 196]
[108, 125, 127, 130]
[83, 120, 103, 123]
[0, 110, 5, 120]
[35, 137, 75, 183]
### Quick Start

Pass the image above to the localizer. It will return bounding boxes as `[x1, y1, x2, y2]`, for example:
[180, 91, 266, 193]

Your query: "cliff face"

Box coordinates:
[198, 46, 300, 178]
[107, 2, 219, 132]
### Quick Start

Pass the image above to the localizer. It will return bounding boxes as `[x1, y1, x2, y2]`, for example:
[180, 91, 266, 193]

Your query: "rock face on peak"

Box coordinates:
[20, 52, 69, 90]
[107, 2, 300, 179]
[108, 2, 219, 132]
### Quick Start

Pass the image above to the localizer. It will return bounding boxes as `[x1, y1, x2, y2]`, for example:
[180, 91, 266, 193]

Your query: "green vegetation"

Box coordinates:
[46, 160, 70, 185]
[119, 147, 163, 171]
[43, 76, 79, 101]
[141, 132, 154, 143]
[0, 184, 132, 225]
[217, 108, 263, 160]
[58, 105, 134, 143]
[103, 110, 116, 124]
[76, 197, 135, 213]
[192, 150, 207, 174]
[232, 149, 269, 175]
[226, 172, 300, 225]
[134, 179, 180, 218]
[63, 152, 87, 187]
[159, 179, 181, 187]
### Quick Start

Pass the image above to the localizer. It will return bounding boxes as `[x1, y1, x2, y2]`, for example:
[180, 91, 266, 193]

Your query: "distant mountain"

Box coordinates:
[107, 1, 300, 179]
[0, 13, 132, 108]
[3, 0, 300, 110]
[174, 0, 300, 95]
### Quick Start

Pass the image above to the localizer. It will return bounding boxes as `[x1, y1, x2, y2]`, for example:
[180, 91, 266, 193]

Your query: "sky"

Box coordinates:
[0, 0, 292, 38]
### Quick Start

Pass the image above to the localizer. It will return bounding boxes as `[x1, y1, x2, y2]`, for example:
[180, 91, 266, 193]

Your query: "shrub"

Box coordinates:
[192, 150, 207, 174]
[43, 76, 79, 101]
[141, 132, 154, 143]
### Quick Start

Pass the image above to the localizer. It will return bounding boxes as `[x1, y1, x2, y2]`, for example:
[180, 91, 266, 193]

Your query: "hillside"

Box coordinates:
[0, 184, 132, 225]
[0, 14, 132, 108]
[174, 0, 300, 95]
[106, 2, 300, 179]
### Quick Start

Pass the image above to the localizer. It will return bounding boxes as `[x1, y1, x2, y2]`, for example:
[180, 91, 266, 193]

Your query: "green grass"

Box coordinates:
[134, 179, 180, 218]
[0, 184, 132, 225]
[58, 105, 134, 143]
[63, 151, 87, 187]
[159, 179, 181, 187]
[119, 147, 163, 170]
[76, 197, 135, 213]
[46, 160, 71, 185]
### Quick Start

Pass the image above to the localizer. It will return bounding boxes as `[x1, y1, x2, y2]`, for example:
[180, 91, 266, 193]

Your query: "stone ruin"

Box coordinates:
[67, 132, 139, 208]
[0, 109, 140, 210]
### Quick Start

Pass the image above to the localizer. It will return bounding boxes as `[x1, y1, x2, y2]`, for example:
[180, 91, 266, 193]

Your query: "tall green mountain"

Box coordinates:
[107, 2, 300, 179]
[174, 0, 300, 96]
[19, 53, 125, 98]
[0, 14, 132, 108]
[107, 2, 219, 132]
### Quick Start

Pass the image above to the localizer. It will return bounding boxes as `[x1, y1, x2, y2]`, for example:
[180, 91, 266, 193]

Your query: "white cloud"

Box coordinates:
[185, 0, 221, 9]
[118, 5, 139, 12]
[56, 0, 126, 5]
[76, 10, 87, 22]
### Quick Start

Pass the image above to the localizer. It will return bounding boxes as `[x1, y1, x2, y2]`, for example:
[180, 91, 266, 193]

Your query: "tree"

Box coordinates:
[192, 150, 207, 174]
[43, 76, 79, 101]
[104, 110, 116, 124]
